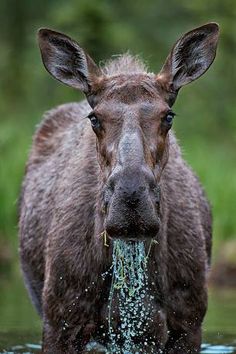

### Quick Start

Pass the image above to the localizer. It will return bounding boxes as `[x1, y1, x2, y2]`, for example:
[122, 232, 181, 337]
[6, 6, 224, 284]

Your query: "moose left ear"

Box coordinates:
[38, 28, 102, 94]
[157, 23, 219, 92]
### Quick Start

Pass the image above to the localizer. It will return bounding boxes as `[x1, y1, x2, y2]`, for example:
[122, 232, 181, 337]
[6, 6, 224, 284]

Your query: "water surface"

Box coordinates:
[0, 274, 235, 353]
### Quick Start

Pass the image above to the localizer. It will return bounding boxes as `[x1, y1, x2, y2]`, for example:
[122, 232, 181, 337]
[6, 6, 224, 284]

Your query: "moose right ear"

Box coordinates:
[157, 23, 219, 92]
[38, 28, 102, 94]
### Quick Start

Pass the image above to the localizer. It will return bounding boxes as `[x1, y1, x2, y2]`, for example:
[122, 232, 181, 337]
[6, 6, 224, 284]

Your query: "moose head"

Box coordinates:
[38, 23, 219, 241]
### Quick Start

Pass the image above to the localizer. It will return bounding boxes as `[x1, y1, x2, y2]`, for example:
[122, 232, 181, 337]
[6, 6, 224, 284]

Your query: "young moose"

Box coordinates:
[19, 23, 219, 353]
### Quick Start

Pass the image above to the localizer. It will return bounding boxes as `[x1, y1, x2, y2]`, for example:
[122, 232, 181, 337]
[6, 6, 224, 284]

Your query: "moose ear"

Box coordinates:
[38, 28, 102, 93]
[157, 23, 219, 91]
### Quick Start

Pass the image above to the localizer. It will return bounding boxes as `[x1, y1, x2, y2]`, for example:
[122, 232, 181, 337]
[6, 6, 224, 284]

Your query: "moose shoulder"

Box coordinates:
[19, 23, 219, 353]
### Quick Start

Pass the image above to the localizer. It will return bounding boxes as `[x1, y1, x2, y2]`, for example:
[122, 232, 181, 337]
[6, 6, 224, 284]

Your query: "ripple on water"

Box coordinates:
[1, 341, 236, 353]
[201, 343, 236, 353]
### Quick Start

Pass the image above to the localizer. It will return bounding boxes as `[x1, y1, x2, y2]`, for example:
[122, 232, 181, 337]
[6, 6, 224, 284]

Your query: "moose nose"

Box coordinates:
[118, 179, 147, 206]
[104, 165, 160, 240]
[106, 165, 157, 199]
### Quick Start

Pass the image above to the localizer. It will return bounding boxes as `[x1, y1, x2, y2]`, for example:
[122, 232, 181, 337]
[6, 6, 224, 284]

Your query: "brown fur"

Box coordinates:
[19, 23, 219, 353]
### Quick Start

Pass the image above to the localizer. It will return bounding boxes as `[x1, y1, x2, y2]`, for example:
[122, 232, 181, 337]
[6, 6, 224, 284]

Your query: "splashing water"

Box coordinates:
[105, 240, 155, 353]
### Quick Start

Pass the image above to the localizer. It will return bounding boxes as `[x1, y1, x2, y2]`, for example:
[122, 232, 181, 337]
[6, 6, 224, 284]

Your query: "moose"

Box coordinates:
[19, 23, 219, 353]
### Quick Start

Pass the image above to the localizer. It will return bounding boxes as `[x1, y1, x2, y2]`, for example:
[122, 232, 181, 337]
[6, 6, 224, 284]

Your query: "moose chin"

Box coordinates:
[19, 23, 219, 353]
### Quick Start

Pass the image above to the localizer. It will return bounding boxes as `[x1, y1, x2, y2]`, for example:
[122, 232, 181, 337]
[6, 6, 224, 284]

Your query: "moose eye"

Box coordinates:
[88, 113, 100, 128]
[164, 112, 175, 126]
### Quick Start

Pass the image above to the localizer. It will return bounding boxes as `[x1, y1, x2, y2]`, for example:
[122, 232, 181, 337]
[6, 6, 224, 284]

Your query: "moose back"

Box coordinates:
[19, 23, 219, 353]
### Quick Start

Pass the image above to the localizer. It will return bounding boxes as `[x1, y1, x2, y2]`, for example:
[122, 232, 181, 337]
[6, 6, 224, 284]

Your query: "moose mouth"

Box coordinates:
[105, 223, 160, 241]
[103, 189, 161, 241]
[105, 208, 160, 241]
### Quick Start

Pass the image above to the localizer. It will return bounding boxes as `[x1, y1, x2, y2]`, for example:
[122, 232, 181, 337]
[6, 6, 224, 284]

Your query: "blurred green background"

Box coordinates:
[0, 0, 236, 343]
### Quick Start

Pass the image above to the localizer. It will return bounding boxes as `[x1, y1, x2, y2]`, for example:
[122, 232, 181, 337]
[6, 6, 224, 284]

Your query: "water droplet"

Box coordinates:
[105, 239, 155, 352]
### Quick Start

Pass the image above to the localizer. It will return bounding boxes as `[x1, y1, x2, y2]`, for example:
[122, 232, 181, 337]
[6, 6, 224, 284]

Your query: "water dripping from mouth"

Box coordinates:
[104, 240, 155, 354]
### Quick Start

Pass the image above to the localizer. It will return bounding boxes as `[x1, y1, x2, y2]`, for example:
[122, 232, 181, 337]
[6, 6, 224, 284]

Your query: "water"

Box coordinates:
[0, 250, 236, 354]
[0, 340, 236, 354]
[104, 240, 155, 353]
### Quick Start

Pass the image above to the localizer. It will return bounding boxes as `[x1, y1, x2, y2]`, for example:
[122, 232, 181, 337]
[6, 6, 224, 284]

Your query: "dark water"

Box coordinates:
[0, 333, 235, 353]
[0, 274, 235, 353]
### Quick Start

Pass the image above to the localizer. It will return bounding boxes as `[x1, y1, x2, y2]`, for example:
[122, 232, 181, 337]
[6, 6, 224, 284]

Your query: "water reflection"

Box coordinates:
[0, 338, 236, 353]
[201, 343, 236, 353]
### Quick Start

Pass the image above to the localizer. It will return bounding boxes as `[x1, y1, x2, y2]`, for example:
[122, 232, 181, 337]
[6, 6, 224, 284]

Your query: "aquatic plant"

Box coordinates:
[105, 240, 155, 353]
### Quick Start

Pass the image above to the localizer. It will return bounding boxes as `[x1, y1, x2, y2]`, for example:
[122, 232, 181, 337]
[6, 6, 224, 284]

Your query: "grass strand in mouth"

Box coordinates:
[106, 239, 155, 353]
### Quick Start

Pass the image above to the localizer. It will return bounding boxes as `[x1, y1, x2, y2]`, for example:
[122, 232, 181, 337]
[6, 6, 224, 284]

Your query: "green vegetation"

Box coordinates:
[182, 138, 236, 254]
[0, 0, 235, 273]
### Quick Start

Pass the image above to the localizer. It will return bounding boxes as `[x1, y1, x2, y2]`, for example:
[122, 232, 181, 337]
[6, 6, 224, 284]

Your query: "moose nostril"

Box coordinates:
[139, 185, 146, 192]
[107, 178, 115, 193]
[103, 185, 114, 212]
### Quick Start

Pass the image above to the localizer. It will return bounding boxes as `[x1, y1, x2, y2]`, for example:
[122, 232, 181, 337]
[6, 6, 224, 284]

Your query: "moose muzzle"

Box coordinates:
[104, 166, 160, 240]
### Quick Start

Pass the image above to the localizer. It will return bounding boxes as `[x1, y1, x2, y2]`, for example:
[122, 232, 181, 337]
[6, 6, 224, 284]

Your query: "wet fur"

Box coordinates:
[19, 55, 212, 353]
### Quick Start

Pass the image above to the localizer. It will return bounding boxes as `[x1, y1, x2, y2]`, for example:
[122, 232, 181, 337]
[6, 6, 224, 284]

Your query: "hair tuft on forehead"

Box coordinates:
[101, 53, 148, 76]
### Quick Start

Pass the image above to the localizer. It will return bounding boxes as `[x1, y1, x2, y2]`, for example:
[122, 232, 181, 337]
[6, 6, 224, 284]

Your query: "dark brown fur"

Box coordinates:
[19, 24, 219, 353]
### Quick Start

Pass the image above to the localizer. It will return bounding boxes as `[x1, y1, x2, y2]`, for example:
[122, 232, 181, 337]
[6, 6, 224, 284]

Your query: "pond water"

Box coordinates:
[0, 273, 235, 353]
